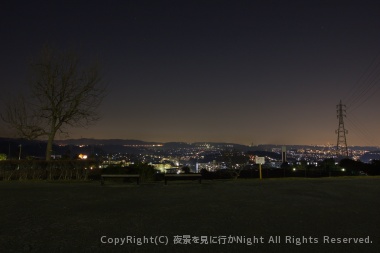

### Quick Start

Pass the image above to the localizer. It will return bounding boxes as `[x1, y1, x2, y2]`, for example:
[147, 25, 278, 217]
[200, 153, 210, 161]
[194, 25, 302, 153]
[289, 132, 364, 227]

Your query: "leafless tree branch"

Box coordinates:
[1, 46, 107, 160]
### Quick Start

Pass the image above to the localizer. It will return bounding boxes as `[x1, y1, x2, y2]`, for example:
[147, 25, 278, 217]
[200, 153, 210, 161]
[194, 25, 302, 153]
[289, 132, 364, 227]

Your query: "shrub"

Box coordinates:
[101, 163, 158, 181]
[0, 160, 99, 180]
[200, 169, 239, 179]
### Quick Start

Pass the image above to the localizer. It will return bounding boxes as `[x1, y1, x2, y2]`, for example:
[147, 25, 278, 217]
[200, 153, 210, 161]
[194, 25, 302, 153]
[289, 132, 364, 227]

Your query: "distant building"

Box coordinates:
[270, 161, 283, 168]
[196, 161, 227, 172]
[149, 162, 178, 173]
[282, 146, 287, 163]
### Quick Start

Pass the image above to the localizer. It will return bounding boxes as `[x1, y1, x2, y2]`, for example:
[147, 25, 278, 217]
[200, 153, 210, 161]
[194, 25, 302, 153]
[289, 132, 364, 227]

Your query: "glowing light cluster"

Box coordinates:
[78, 154, 88, 159]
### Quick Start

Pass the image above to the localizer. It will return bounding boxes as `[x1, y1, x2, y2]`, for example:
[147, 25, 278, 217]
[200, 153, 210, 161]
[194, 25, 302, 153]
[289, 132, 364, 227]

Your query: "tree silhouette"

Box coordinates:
[1, 46, 106, 160]
[181, 166, 191, 174]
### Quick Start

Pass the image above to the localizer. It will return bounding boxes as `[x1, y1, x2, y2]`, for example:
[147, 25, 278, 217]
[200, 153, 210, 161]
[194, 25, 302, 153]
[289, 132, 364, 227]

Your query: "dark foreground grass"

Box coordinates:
[0, 177, 379, 253]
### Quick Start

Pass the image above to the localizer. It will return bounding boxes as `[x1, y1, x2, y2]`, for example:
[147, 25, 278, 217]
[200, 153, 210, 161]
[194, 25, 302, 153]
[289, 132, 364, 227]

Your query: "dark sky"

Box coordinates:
[1, 0, 380, 146]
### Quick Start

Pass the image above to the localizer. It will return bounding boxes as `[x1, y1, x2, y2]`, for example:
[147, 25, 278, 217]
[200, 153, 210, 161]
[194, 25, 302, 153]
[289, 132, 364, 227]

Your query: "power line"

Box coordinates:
[345, 113, 377, 147]
[336, 51, 380, 150]
[344, 50, 380, 107]
[348, 70, 380, 112]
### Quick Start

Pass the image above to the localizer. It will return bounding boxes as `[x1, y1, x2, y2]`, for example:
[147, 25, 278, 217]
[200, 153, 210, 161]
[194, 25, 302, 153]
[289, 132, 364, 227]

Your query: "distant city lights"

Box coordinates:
[78, 154, 88, 159]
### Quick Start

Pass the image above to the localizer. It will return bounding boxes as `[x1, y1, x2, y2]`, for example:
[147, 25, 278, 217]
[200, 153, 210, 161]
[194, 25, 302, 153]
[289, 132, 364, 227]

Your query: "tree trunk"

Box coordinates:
[45, 133, 55, 161]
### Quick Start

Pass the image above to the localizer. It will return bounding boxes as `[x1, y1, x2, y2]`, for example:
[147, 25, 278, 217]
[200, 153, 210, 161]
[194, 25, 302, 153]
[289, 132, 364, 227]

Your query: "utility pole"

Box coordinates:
[336, 100, 349, 157]
[18, 144, 22, 160]
[17, 144, 22, 170]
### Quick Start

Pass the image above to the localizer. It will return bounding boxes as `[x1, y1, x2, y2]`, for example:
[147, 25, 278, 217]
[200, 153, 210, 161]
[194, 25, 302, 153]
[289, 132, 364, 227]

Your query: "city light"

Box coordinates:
[78, 154, 88, 159]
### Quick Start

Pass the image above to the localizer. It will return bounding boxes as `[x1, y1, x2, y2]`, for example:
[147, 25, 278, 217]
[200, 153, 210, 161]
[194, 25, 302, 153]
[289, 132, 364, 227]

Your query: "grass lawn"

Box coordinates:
[1, 177, 379, 253]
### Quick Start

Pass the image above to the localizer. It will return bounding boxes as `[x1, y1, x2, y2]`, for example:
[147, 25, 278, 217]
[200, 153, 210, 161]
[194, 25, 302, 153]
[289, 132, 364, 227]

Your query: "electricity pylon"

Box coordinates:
[336, 100, 349, 157]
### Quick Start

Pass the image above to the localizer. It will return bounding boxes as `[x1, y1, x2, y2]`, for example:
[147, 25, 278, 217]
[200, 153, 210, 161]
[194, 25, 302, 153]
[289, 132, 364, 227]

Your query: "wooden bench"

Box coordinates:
[100, 174, 140, 185]
[164, 174, 202, 185]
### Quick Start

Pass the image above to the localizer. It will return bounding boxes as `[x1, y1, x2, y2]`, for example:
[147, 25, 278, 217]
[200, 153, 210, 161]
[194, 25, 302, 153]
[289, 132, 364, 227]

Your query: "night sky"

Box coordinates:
[1, 0, 380, 146]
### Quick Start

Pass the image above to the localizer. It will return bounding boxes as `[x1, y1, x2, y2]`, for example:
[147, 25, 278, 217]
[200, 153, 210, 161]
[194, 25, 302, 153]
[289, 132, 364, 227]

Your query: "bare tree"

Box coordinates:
[1, 46, 106, 160]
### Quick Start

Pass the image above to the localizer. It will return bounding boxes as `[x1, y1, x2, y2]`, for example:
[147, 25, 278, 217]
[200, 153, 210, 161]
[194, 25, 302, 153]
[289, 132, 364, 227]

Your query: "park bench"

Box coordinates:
[164, 173, 202, 185]
[100, 174, 140, 185]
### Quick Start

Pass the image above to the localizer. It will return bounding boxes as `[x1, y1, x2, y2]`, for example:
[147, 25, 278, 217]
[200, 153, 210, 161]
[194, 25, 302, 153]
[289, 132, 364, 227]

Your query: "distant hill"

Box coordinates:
[54, 138, 162, 146]
[0, 138, 47, 159]
[2, 137, 379, 159]
[360, 151, 380, 163]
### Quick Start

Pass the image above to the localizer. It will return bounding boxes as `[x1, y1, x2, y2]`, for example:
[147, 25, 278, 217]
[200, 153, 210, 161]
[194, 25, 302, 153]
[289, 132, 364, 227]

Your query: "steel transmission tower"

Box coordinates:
[336, 100, 349, 157]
